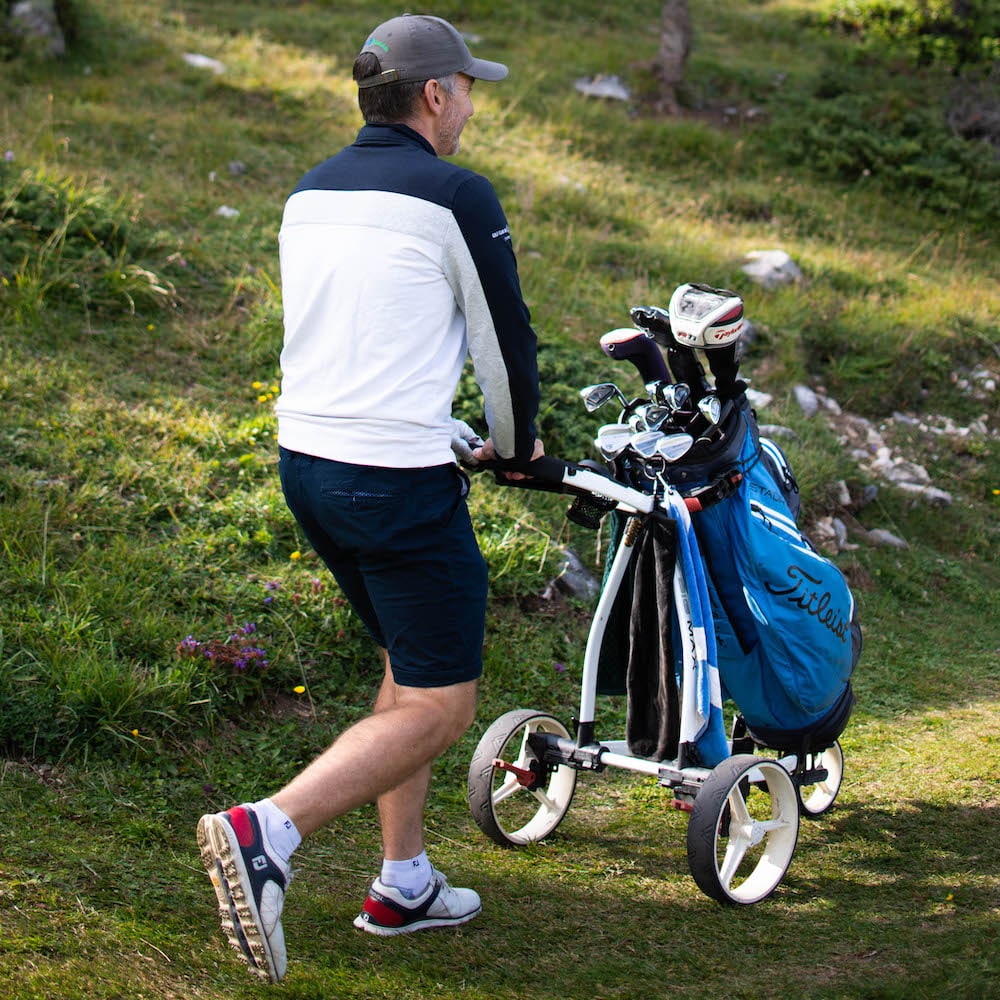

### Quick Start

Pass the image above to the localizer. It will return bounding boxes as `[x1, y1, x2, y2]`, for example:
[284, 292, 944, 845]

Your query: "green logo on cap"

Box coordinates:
[366, 37, 389, 53]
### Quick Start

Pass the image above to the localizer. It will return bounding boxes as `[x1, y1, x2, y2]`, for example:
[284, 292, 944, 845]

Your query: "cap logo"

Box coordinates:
[366, 37, 389, 53]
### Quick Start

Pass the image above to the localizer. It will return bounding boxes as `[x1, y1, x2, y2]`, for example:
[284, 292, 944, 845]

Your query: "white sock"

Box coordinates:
[381, 851, 432, 899]
[251, 798, 301, 867]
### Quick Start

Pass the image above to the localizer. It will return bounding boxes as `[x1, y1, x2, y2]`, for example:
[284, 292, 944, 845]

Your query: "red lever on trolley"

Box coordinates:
[493, 758, 539, 789]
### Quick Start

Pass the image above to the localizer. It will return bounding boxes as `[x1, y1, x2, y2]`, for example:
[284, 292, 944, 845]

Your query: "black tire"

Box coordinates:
[686, 754, 800, 905]
[467, 709, 577, 848]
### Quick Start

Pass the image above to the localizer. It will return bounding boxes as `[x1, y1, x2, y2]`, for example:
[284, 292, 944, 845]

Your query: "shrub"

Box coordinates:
[0, 166, 176, 320]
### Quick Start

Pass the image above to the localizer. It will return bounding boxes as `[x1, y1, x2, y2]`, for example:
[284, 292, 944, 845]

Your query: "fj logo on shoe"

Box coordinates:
[252, 854, 268, 871]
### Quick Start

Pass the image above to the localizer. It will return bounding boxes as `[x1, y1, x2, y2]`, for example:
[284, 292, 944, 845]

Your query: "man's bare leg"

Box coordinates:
[371, 653, 434, 861]
[271, 651, 476, 840]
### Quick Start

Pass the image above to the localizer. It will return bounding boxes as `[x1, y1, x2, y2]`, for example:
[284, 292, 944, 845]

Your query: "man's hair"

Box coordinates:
[353, 52, 456, 124]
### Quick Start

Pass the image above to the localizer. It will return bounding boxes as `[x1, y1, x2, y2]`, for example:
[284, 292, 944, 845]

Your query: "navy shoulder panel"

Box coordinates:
[290, 125, 473, 209]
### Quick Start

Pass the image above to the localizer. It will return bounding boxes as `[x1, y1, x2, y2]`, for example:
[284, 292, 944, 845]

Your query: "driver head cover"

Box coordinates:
[668, 283, 744, 349]
[358, 15, 508, 88]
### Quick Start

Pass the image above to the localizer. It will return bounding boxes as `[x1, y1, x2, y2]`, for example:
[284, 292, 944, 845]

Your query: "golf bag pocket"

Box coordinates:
[692, 429, 858, 733]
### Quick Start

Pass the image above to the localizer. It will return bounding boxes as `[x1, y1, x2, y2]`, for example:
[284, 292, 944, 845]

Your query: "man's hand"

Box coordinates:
[471, 437, 545, 480]
[450, 418, 485, 466]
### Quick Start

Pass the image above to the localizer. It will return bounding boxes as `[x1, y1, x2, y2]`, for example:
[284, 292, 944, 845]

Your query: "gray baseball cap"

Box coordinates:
[357, 14, 508, 89]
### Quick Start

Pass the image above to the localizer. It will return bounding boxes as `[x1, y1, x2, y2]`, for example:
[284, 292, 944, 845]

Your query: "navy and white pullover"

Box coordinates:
[276, 123, 539, 468]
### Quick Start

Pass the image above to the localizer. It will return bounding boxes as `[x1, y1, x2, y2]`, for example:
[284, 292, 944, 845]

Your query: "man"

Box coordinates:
[197, 14, 543, 984]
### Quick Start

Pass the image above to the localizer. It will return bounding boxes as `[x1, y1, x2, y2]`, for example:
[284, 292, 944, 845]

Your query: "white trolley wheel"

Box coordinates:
[467, 709, 578, 848]
[797, 741, 845, 817]
[686, 754, 800, 905]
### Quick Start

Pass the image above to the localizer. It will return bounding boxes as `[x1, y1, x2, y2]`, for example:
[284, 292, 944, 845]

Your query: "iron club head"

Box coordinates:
[656, 433, 695, 462]
[595, 423, 633, 459]
[580, 382, 627, 413]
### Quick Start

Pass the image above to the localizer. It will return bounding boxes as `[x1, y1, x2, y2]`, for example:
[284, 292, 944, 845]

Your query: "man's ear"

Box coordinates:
[424, 78, 445, 114]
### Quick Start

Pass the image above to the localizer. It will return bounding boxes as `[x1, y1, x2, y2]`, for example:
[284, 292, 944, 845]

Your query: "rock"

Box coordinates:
[740, 249, 803, 289]
[8, 0, 65, 57]
[811, 517, 838, 550]
[832, 517, 849, 549]
[867, 528, 909, 549]
[818, 393, 842, 415]
[793, 384, 820, 417]
[883, 460, 931, 486]
[552, 548, 601, 601]
[757, 423, 797, 439]
[214, 205, 240, 219]
[892, 482, 953, 506]
[745, 387, 773, 410]
[183, 52, 226, 74]
[574, 75, 631, 101]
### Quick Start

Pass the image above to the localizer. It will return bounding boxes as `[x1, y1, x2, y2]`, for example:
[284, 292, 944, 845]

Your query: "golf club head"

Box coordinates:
[629, 429, 665, 459]
[698, 394, 722, 425]
[580, 382, 625, 413]
[644, 379, 668, 404]
[668, 283, 744, 349]
[595, 423, 632, 459]
[628, 410, 646, 433]
[662, 382, 691, 411]
[642, 404, 671, 430]
[629, 304, 672, 344]
[656, 433, 695, 462]
[695, 398, 734, 445]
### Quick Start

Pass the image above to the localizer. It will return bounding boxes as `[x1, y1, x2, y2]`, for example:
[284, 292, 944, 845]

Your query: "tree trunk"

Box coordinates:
[654, 0, 692, 115]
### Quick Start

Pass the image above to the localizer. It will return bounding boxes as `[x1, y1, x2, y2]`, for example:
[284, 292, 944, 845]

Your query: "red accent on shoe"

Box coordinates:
[362, 896, 405, 927]
[228, 806, 256, 847]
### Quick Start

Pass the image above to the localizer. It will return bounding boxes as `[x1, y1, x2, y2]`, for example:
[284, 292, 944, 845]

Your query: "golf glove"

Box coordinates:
[450, 418, 484, 466]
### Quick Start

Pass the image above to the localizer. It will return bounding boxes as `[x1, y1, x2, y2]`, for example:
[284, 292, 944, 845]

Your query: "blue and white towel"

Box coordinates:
[666, 492, 730, 767]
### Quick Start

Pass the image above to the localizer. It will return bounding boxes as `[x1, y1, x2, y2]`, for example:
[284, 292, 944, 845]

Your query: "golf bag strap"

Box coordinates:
[684, 469, 744, 513]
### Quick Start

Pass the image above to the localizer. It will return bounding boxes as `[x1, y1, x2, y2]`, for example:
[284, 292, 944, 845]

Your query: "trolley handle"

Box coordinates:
[477, 455, 656, 515]
[478, 455, 593, 496]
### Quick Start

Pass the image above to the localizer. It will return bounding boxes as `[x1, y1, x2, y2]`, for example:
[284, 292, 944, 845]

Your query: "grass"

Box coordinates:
[1, 0, 999, 996]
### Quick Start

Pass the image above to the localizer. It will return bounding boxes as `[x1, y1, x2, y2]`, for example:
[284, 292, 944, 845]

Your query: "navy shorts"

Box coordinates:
[278, 448, 488, 688]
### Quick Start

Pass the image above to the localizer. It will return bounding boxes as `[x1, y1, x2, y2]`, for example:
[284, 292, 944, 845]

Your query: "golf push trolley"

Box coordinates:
[467, 283, 858, 905]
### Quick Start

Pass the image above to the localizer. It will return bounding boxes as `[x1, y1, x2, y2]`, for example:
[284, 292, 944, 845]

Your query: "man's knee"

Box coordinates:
[402, 679, 477, 748]
[435, 679, 478, 745]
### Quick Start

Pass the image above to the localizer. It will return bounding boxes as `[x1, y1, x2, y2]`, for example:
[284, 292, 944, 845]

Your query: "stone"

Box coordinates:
[793, 384, 819, 417]
[574, 75, 631, 101]
[884, 460, 931, 486]
[757, 423, 797, 439]
[832, 517, 849, 549]
[867, 528, 909, 549]
[745, 387, 773, 410]
[552, 548, 601, 601]
[740, 249, 803, 289]
[8, 1, 65, 57]
[893, 482, 953, 506]
[183, 52, 226, 74]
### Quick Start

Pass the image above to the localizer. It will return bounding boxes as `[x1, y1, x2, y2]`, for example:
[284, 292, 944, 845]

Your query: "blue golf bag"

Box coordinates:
[669, 399, 860, 750]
